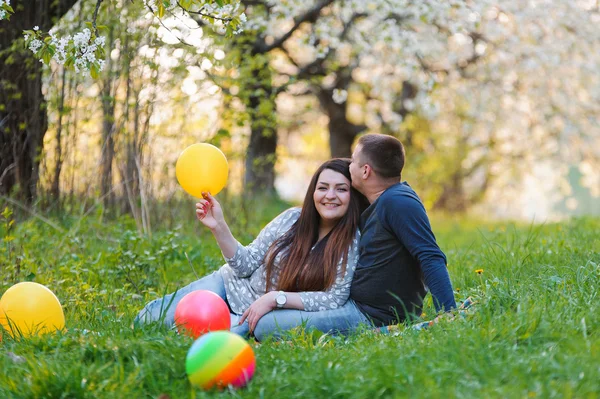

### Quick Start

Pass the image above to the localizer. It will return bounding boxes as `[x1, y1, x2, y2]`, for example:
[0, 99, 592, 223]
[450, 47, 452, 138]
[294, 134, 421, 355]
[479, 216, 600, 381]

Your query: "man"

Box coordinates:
[253, 134, 456, 339]
[348, 134, 456, 327]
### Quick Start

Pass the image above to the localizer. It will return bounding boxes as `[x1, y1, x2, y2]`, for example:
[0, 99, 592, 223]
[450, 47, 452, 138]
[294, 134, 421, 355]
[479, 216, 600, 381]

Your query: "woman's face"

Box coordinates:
[313, 168, 351, 224]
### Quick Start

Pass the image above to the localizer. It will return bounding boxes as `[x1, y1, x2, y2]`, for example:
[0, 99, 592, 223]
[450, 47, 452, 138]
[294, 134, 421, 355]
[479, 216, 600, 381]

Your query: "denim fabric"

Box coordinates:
[135, 271, 250, 337]
[252, 299, 372, 341]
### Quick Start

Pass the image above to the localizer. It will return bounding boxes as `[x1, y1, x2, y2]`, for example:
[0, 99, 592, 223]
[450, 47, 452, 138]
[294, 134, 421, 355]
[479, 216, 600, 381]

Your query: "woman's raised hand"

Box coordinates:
[196, 192, 238, 259]
[195, 192, 225, 230]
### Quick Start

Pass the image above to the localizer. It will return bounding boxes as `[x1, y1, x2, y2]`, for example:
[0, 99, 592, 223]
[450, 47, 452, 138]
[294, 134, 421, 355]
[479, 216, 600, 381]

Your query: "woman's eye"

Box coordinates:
[338, 188, 347, 192]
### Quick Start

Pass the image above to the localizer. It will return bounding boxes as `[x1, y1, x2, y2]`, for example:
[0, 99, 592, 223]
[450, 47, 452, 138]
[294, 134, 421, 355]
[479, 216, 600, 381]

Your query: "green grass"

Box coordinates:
[1, 201, 599, 398]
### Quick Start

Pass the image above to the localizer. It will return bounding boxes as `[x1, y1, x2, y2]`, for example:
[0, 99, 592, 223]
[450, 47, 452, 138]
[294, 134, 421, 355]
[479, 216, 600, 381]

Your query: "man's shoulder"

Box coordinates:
[378, 182, 423, 209]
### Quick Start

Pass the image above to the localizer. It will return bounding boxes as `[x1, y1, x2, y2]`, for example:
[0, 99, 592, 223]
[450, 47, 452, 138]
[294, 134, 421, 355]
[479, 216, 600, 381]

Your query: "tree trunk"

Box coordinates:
[0, 0, 78, 203]
[100, 27, 115, 209]
[433, 171, 468, 213]
[316, 88, 366, 158]
[315, 67, 366, 158]
[244, 97, 277, 194]
[434, 138, 496, 213]
[243, 58, 277, 195]
[50, 66, 68, 203]
[392, 81, 418, 147]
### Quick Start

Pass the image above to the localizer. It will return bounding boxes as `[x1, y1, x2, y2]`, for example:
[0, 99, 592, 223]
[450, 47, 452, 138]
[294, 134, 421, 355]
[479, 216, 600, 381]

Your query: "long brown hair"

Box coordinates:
[265, 159, 368, 292]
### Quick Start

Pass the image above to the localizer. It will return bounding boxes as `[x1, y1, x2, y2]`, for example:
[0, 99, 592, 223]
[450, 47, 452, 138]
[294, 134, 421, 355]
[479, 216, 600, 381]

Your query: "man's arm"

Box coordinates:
[382, 194, 457, 312]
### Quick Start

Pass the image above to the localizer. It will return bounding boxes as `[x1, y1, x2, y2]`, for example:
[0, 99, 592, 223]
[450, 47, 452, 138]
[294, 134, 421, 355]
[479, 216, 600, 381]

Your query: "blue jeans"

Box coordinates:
[253, 299, 372, 341]
[135, 271, 250, 337]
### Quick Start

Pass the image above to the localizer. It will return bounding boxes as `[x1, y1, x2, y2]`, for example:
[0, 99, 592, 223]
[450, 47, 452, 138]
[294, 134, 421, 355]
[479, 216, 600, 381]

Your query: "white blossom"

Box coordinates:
[24, 25, 106, 76]
[0, 0, 8, 20]
[238, 0, 599, 202]
[332, 89, 347, 104]
[28, 38, 43, 53]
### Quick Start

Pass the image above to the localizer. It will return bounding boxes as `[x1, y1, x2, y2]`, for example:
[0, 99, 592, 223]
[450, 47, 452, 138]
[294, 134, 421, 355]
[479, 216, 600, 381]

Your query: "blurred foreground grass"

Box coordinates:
[0, 199, 599, 398]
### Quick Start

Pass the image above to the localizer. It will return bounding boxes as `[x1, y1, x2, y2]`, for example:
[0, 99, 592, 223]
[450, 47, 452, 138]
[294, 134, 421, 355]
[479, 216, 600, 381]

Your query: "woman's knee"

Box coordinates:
[252, 319, 268, 342]
[136, 296, 176, 326]
[135, 271, 226, 326]
[230, 321, 250, 338]
[252, 324, 270, 342]
[182, 271, 227, 300]
[253, 315, 286, 342]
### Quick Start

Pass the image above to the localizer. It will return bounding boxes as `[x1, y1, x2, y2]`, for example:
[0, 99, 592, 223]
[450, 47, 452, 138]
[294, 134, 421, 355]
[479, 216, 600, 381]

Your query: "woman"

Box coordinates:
[136, 158, 368, 336]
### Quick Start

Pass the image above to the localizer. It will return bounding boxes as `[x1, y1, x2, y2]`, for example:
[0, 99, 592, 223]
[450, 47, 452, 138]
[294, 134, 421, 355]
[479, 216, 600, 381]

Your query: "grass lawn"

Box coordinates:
[1, 201, 599, 398]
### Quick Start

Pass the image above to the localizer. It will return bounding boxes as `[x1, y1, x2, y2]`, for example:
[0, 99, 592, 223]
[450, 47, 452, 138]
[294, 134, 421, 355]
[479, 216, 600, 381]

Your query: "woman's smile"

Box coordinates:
[313, 168, 351, 224]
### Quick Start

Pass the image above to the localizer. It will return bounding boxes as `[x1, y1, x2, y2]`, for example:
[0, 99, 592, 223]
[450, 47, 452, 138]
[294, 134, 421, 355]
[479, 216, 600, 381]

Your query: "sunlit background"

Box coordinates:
[3, 0, 599, 223]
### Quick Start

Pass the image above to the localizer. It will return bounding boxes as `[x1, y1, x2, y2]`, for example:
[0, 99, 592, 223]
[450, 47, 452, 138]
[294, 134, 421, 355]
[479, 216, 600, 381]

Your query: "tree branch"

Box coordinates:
[243, 0, 274, 11]
[417, 31, 488, 77]
[205, 70, 233, 96]
[92, 0, 104, 37]
[273, 12, 365, 96]
[181, 3, 233, 23]
[254, 0, 335, 54]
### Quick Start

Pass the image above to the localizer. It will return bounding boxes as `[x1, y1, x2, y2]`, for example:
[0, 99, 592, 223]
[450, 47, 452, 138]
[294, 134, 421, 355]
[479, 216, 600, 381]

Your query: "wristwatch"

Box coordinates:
[275, 291, 287, 309]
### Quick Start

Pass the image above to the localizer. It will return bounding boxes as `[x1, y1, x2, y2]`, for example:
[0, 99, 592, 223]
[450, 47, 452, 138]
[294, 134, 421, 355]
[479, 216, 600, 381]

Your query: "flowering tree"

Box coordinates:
[2, 0, 598, 212]
[0, 0, 12, 20]
[217, 0, 482, 158]
[1, 0, 80, 202]
[0, 0, 242, 202]
[186, 1, 342, 194]
[414, 0, 600, 211]
[226, 0, 600, 210]
[195, 0, 483, 192]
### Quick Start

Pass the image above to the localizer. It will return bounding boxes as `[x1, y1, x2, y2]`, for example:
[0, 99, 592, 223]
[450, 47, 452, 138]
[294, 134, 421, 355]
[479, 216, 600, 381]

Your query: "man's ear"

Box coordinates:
[363, 164, 372, 179]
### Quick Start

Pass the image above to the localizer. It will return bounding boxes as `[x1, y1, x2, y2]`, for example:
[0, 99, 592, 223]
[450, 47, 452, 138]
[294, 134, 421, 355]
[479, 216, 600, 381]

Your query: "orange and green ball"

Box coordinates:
[185, 331, 256, 390]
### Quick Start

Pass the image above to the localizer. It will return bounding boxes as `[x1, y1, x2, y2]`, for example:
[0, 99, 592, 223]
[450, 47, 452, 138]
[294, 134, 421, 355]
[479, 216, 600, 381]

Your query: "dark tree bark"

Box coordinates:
[311, 66, 366, 158]
[228, 1, 334, 195]
[0, 0, 79, 203]
[243, 61, 277, 194]
[381, 81, 418, 147]
[433, 138, 495, 213]
[316, 87, 366, 158]
[244, 122, 277, 194]
[433, 171, 468, 213]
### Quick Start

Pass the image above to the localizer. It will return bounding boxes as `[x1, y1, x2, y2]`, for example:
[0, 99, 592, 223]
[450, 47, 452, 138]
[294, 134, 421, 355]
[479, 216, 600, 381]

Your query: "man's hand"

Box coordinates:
[240, 292, 278, 332]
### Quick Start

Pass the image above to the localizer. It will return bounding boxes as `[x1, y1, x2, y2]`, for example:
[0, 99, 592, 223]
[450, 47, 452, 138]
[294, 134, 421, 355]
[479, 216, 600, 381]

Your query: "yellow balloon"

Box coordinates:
[176, 143, 229, 197]
[0, 282, 65, 338]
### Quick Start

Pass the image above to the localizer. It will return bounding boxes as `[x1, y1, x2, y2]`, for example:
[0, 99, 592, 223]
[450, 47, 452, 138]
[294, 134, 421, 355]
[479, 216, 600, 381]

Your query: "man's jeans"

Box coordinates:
[253, 299, 372, 341]
[135, 271, 250, 337]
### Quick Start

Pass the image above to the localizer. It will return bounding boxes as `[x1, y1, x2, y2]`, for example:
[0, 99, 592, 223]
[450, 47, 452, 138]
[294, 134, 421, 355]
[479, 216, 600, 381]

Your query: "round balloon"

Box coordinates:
[176, 143, 229, 197]
[0, 282, 65, 338]
[186, 331, 256, 390]
[174, 290, 231, 339]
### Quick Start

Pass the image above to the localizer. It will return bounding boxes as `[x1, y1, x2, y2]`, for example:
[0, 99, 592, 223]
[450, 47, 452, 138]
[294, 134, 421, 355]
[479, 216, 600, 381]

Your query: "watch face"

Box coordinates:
[276, 294, 286, 305]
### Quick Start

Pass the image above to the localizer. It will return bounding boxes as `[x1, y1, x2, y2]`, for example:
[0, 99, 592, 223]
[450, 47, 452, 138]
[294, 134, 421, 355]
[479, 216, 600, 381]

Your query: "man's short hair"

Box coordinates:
[357, 134, 405, 179]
